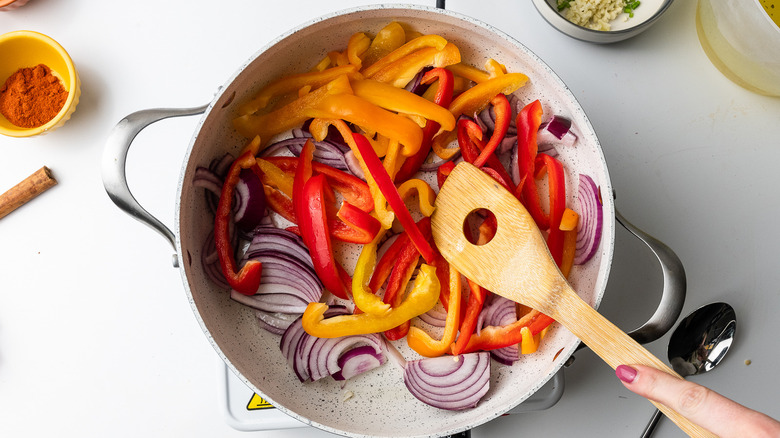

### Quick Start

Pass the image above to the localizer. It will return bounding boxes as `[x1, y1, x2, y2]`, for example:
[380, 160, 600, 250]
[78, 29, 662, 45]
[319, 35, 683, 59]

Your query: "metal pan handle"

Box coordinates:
[570, 204, 686, 360]
[101, 104, 208, 264]
[616, 207, 686, 344]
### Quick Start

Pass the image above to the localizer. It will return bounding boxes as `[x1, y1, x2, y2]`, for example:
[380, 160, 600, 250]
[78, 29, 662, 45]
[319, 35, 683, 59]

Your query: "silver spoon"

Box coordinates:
[641, 302, 737, 437]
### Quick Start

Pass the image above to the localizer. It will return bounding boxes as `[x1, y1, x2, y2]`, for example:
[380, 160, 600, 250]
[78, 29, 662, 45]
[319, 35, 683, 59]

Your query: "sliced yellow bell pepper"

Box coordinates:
[362, 21, 406, 68]
[255, 158, 294, 198]
[305, 93, 423, 156]
[238, 65, 361, 116]
[362, 34, 448, 78]
[233, 74, 353, 141]
[406, 266, 462, 357]
[351, 79, 456, 132]
[309, 118, 395, 229]
[369, 43, 461, 88]
[447, 72, 528, 121]
[432, 72, 529, 159]
[302, 264, 441, 338]
[397, 178, 436, 217]
[351, 229, 392, 315]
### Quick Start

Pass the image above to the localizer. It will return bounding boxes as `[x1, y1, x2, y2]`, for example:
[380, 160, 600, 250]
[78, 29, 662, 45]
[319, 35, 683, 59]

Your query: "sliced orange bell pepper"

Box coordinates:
[351, 79, 456, 132]
[362, 21, 406, 68]
[233, 74, 353, 141]
[305, 93, 423, 156]
[361, 34, 448, 78]
[347, 32, 371, 69]
[237, 65, 361, 116]
[368, 43, 461, 88]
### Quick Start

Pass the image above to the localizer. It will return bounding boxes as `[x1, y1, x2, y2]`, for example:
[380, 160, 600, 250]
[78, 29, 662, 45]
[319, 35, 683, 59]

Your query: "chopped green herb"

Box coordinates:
[624, 1, 641, 18]
[557, 0, 572, 12]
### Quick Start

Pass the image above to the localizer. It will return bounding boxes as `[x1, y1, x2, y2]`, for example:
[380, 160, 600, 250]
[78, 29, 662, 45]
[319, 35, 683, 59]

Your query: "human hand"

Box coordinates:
[616, 364, 780, 438]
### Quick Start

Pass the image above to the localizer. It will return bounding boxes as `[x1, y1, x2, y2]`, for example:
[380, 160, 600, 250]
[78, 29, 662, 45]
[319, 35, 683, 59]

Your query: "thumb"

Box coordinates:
[615, 364, 780, 438]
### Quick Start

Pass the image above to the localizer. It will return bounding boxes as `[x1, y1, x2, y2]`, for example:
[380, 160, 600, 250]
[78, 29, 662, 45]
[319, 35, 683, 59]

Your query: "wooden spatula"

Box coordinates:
[431, 162, 714, 438]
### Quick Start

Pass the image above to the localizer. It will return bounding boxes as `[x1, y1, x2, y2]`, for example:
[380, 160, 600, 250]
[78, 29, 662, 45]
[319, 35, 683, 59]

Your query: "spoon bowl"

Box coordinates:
[431, 162, 715, 437]
[642, 302, 737, 436]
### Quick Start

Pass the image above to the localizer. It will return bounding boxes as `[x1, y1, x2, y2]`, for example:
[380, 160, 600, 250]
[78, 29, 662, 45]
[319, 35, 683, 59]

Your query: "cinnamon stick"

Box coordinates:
[0, 166, 57, 219]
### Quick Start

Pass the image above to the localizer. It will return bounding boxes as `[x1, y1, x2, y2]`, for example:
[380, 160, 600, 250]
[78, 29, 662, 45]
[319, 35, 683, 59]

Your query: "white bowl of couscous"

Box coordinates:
[532, 0, 674, 43]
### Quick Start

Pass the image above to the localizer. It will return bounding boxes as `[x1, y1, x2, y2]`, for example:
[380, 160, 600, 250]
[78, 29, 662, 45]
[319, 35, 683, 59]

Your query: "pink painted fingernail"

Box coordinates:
[616, 365, 638, 383]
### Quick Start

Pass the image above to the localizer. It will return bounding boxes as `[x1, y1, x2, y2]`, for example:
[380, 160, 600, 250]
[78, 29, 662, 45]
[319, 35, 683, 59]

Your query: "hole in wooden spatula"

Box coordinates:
[463, 209, 498, 246]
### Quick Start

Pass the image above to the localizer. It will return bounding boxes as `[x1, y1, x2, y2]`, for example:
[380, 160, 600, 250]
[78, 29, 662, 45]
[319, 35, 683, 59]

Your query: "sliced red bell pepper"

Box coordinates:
[395, 68, 455, 183]
[472, 93, 511, 168]
[215, 150, 263, 296]
[369, 232, 410, 293]
[335, 201, 381, 244]
[352, 132, 436, 264]
[298, 174, 350, 299]
[382, 217, 433, 341]
[451, 279, 488, 356]
[534, 153, 566, 266]
[265, 156, 373, 213]
[264, 185, 297, 224]
[514, 99, 548, 229]
[436, 160, 456, 190]
[458, 309, 554, 353]
[456, 117, 515, 191]
[292, 140, 316, 244]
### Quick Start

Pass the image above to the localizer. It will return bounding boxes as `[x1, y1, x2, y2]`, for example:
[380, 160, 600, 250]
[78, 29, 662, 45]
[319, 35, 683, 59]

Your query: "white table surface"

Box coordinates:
[2, 1, 779, 437]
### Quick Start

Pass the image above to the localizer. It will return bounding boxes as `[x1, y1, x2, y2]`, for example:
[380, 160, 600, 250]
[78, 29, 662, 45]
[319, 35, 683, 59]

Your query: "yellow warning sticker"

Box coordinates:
[247, 393, 275, 410]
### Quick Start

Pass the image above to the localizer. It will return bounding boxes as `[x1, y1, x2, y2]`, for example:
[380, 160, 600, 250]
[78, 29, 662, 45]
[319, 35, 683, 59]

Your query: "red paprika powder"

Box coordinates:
[0, 64, 68, 128]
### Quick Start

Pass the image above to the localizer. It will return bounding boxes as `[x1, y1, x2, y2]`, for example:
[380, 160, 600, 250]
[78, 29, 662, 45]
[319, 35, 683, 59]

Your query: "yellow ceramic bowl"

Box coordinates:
[0, 30, 81, 137]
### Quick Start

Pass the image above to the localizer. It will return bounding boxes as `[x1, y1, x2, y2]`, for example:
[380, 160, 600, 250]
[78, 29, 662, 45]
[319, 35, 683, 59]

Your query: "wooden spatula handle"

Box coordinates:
[555, 289, 717, 438]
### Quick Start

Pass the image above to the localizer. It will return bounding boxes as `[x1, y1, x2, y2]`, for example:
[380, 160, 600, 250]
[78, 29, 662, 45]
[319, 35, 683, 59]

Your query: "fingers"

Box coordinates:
[616, 364, 780, 438]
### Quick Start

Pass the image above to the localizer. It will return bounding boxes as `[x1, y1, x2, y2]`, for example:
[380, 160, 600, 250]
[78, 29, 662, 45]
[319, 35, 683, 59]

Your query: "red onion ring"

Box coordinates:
[574, 174, 603, 265]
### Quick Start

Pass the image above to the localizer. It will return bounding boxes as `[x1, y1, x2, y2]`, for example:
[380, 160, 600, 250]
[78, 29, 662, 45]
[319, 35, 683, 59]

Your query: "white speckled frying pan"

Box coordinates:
[104, 5, 620, 437]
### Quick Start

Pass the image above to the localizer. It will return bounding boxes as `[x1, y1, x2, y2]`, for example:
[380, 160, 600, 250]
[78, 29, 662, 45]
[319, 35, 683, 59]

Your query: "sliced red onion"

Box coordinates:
[344, 150, 365, 180]
[281, 307, 386, 383]
[574, 174, 603, 265]
[193, 166, 223, 215]
[406, 67, 432, 95]
[255, 310, 299, 335]
[233, 168, 267, 232]
[209, 153, 234, 177]
[280, 316, 311, 381]
[403, 352, 491, 410]
[303, 333, 385, 382]
[201, 229, 230, 289]
[228, 227, 323, 313]
[332, 345, 387, 381]
[538, 115, 577, 147]
[418, 303, 447, 328]
[417, 150, 461, 172]
[291, 127, 309, 138]
[231, 288, 310, 314]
